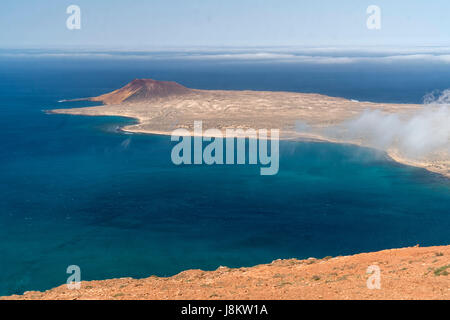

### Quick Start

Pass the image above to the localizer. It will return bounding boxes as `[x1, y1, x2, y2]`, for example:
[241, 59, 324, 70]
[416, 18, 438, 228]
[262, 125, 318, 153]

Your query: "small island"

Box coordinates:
[49, 79, 449, 177]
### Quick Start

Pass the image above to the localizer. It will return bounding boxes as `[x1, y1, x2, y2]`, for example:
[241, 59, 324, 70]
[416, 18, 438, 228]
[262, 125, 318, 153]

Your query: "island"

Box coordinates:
[49, 79, 449, 178]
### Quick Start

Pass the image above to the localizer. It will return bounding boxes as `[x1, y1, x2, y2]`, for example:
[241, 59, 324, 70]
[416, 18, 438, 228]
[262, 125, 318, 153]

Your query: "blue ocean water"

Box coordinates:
[0, 56, 449, 296]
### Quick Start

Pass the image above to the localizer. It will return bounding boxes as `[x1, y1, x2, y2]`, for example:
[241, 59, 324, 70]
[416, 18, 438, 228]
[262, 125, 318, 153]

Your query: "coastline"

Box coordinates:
[283, 131, 450, 179]
[121, 125, 450, 178]
[3, 245, 449, 300]
[47, 110, 450, 179]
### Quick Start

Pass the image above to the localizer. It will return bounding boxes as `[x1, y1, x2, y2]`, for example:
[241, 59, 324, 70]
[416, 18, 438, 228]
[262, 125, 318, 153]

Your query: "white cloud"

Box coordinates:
[3, 47, 450, 64]
[321, 90, 450, 157]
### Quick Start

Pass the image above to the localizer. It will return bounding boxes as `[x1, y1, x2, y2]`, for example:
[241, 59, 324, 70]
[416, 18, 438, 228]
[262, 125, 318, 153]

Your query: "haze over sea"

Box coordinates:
[0, 50, 449, 296]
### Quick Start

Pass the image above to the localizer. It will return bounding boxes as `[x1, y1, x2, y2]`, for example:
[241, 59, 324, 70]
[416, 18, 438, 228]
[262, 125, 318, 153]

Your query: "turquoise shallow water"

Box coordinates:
[0, 56, 449, 296]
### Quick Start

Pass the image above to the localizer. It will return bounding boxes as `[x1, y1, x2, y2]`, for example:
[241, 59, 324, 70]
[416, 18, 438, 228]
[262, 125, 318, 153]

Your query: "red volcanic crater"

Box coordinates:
[90, 79, 191, 105]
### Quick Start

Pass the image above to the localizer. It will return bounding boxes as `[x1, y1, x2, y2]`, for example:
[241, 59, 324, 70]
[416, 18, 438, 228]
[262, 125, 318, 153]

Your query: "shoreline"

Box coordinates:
[3, 244, 449, 300]
[121, 123, 450, 179]
[48, 110, 450, 179]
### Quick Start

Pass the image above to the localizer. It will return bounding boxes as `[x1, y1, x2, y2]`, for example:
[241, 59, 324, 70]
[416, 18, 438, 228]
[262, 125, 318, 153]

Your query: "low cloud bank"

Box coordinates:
[3, 47, 450, 64]
[324, 90, 450, 158]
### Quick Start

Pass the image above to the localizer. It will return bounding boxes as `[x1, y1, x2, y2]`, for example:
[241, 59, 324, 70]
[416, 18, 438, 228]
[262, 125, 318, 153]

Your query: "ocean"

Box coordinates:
[0, 54, 449, 296]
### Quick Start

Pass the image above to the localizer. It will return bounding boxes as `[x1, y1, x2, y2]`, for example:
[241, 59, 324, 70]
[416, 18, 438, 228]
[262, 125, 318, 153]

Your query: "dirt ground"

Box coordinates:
[3, 245, 449, 300]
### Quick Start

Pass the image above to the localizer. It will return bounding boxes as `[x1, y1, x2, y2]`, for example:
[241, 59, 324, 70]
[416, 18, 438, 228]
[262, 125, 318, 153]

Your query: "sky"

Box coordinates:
[0, 0, 449, 49]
